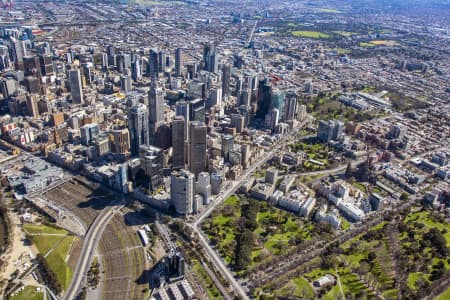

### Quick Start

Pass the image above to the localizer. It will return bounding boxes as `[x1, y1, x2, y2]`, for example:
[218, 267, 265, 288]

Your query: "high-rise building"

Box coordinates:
[69, 69, 84, 104]
[221, 134, 234, 162]
[23, 56, 41, 78]
[120, 75, 132, 93]
[176, 101, 190, 139]
[230, 114, 245, 133]
[172, 116, 186, 169]
[171, 169, 195, 215]
[256, 78, 272, 118]
[297, 104, 307, 122]
[39, 54, 54, 76]
[190, 98, 205, 122]
[139, 145, 164, 191]
[148, 82, 165, 146]
[203, 44, 218, 73]
[317, 120, 344, 142]
[209, 86, 222, 108]
[158, 50, 166, 73]
[148, 48, 159, 80]
[132, 55, 142, 81]
[128, 105, 149, 155]
[196, 172, 211, 205]
[188, 121, 207, 177]
[283, 92, 298, 121]
[222, 64, 231, 100]
[270, 89, 285, 122]
[264, 108, 279, 131]
[175, 48, 183, 77]
[80, 123, 100, 145]
[110, 129, 130, 155]
[26, 94, 39, 118]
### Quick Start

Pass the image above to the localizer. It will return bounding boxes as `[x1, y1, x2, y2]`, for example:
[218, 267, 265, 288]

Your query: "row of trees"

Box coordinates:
[233, 199, 260, 271]
[36, 254, 62, 295]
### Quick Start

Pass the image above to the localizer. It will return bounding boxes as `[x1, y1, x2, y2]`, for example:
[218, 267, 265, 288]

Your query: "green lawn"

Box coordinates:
[316, 8, 342, 13]
[23, 224, 67, 235]
[25, 224, 75, 290]
[291, 30, 330, 39]
[333, 31, 357, 36]
[276, 277, 315, 299]
[9, 286, 44, 300]
[405, 211, 450, 246]
[359, 42, 376, 47]
[435, 286, 450, 300]
[28, 234, 65, 255]
[46, 236, 76, 290]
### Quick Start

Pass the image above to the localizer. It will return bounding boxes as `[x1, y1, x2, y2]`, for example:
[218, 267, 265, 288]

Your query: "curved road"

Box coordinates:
[63, 203, 123, 300]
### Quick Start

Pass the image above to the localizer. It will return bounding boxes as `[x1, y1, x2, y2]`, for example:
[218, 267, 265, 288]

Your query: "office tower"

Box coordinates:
[110, 129, 130, 155]
[210, 173, 223, 195]
[120, 75, 132, 92]
[148, 48, 159, 80]
[26, 94, 39, 118]
[230, 114, 245, 133]
[1, 78, 17, 99]
[222, 64, 231, 100]
[172, 116, 186, 169]
[317, 120, 344, 142]
[39, 54, 54, 76]
[101, 53, 108, 69]
[11, 39, 25, 69]
[190, 98, 205, 122]
[283, 92, 298, 121]
[158, 50, 166, 73]
[69, 69, 84, 104]
[240, 89, 251, 107]
[24, 76, 41, 94]
[264, 108, 279, 131]
[148, 82, 165, 146]
[196, 172, 211, 205]
[132, 55, 142, 81]
[297, 104, 307, 122]
[176, 101, 190, 139]
[139, 145, 164, 191]
[23, 56, 41, 78]
[128, 105, 149, 155]
[209, 87, 222, 108]
[221, 134, 234, 162]
[256, 78, 272, 118]
[265, 168, 278, 185]
[188, 121, 207, 177]
[171, 169, 195, 215]
[203, 43, 218, 73]
[186, 63, 198, 79]
[241, 144, 251, 168]
[80, 123, 100, 145]
[270, 89, 285, 122]
[175, 48, 182, 77]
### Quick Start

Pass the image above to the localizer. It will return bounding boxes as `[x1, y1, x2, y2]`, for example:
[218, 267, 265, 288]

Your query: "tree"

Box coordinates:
[400, 192, 409, 200]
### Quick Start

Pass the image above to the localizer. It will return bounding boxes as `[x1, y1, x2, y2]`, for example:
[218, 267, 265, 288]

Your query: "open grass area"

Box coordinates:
[435, 286, 450, 300]
[404, 210, 450, 246]
[24, 224, 75, 291]
[23, 224, 67, 235]
[291, 30, 330, 39]
[360, 40, 398, 47]
[333, 31, 356, 36]
[46, 236, 76, 290]
[359, 42, 376, 47]
[9, 286, 44, 300]
[275, 276, 315, 299]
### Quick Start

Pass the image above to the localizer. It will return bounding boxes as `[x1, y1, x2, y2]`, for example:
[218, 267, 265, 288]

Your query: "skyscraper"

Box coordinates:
[270, 89, 285, 122]
[139, 145, 164, 191]
[222, 64, 231, 100]
[221, 134, 234, 162]
[203, 44, 218, 73]
[175, 48, 182, 77]
[188, 121, 207, 177]
[283, 92, 298, 122]
[171, 169, 195, 215]
[172, 116, 186, 169]
[148, 48, 159, 80]
[317, 120, 345, 142]
[128, 105, 149, 156]
[158, 50, 166, 73]
[176, 101, 190, 139]
[148, 82, 165, 146]
[110, 129, 130, 155]
[69, 69, 84, 104]
[26, 94, 39, 118]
